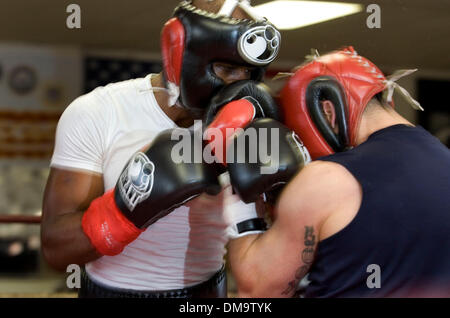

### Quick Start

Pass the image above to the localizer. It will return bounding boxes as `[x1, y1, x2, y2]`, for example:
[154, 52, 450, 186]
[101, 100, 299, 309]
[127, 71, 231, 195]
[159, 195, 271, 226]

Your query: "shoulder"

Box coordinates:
[60, 88, 109, 124]
[276, 160, 361, 226]
[54, 86, 118, 152]
[63, 76, 149, 119]
[59, 78, 142, 129]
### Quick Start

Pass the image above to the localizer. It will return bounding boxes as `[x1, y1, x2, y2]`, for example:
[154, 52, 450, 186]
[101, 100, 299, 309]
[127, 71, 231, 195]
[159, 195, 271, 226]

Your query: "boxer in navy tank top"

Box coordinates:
[225, 48, 450, 297]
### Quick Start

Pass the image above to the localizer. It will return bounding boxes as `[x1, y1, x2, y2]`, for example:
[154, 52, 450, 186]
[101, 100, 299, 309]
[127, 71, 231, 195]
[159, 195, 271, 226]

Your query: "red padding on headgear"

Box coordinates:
[281, 70, 335, 160]
[161, 18, 185, 86]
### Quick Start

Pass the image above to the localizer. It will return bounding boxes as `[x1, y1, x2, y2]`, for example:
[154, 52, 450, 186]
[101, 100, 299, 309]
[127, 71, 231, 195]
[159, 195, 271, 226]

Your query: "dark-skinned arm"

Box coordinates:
[41, 168, 104, 271]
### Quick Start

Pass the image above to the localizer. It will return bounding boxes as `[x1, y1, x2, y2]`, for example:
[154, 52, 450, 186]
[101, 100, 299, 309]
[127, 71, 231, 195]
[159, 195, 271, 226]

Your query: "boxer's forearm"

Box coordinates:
[227, 216, 308, 298]
[227, 234, 263, 297]
[41, 211, 101, 271]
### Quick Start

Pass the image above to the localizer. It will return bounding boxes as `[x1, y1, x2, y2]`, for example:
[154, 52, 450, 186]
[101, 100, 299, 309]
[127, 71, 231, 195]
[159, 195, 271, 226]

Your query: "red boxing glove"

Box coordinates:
[82, 189, 143, 256]
[205, 98, 255, 165]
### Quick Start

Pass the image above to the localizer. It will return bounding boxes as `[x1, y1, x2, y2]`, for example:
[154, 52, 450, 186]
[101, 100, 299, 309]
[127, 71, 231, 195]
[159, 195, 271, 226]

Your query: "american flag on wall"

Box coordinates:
[84, 56, 162, 93]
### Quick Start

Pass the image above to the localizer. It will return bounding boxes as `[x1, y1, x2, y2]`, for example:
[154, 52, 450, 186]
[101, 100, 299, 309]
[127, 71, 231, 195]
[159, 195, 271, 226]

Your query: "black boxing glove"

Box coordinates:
[204, 80, 282, 126]
[82, 127, 221, 256]
[114, 128, 222, 227]
[227, 118, 311, 205]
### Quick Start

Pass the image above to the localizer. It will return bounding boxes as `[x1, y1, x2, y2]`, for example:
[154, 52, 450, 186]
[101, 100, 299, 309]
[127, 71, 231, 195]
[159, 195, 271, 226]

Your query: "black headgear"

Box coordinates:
[161, 0, 281, 117]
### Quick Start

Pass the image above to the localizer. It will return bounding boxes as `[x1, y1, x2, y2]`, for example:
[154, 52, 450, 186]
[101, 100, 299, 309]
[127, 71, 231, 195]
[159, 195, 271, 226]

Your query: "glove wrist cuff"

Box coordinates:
[82, 189, 143, 256]
[221, 172, 267, 239]
[236, 217, 267, 234]
[225, 201, 267, 239]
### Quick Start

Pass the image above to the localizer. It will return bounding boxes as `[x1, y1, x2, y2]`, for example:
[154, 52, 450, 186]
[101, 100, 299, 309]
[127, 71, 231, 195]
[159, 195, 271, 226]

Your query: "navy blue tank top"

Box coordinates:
[305, 124, 450, 297]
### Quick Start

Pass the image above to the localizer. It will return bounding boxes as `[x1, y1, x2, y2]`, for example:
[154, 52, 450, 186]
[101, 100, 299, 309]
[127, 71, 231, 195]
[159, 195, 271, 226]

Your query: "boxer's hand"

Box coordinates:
[82, 128, 222, 256]
[227, 118, 311, 205]
[203, 80, 282, 127]
[203, 94, 277, 239]
[220, 172, 268, 239]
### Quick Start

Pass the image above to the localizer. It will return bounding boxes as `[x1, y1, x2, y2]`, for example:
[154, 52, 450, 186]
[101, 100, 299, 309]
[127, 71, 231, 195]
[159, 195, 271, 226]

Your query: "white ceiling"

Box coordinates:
[0, 0, 449, 70]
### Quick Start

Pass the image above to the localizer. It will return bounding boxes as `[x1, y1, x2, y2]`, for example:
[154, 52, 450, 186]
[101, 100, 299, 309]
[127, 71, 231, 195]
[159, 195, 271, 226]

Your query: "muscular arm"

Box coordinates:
[227, 161, 361, 297]
[227, 220, 319, 298]
[41, 167, 104, 271]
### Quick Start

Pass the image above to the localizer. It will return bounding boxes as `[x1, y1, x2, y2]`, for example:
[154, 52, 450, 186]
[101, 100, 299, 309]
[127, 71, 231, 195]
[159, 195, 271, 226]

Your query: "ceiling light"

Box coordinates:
[253, 1, 363, 30]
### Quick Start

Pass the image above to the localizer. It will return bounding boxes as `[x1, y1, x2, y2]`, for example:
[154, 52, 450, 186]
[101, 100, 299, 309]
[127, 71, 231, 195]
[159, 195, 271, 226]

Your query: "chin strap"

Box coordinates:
[304, 48, 321, 62]
[164, 81, 181, 107]
[382, 69, 424, 111]
[140, 81, 180, 107]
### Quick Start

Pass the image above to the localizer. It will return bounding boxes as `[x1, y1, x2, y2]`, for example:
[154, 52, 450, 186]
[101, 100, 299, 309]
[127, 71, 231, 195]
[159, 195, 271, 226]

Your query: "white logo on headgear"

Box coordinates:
[238, 25, 281, 66]
[118, 152, 155, 211]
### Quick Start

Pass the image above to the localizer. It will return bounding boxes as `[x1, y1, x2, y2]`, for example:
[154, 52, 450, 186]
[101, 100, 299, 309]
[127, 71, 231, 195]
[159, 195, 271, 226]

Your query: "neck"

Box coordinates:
[151, 73, 194, 128]
[355, 106, 414, 146]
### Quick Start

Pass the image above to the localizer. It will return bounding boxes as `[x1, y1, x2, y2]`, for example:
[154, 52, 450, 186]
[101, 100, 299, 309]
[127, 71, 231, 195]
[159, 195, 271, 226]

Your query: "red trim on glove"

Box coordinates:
[82, 189, 143, 256]
[205, 99, 255, 165]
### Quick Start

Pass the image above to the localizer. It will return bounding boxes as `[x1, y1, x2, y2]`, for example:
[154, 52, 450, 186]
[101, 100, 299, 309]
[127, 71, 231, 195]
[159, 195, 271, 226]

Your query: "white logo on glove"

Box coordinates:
[118, 152, 155, 211]
[291, 132, 312, 165]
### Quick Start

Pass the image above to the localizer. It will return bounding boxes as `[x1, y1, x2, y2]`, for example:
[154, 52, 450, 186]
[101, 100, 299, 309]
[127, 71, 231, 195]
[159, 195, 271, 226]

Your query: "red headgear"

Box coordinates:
[280, 46, 393, 160]
[280, 47, 424, 159]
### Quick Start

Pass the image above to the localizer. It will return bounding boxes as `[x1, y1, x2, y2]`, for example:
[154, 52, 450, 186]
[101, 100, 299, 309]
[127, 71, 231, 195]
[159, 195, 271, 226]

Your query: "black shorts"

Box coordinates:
[78, 265, 227, 298]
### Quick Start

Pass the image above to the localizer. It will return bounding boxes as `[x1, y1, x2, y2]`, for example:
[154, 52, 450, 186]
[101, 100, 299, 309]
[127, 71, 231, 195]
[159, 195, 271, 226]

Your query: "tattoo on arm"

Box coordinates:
[281, 226, 316, 296]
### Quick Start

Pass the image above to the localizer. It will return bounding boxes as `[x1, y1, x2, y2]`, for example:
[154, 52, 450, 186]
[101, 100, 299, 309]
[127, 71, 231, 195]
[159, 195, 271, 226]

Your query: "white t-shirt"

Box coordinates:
[51, 74, 231, 290]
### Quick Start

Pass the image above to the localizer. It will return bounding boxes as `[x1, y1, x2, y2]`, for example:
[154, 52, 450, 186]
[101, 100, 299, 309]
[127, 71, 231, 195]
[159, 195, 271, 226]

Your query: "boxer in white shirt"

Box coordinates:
[41, 0, 281, 297]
